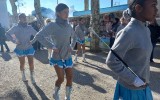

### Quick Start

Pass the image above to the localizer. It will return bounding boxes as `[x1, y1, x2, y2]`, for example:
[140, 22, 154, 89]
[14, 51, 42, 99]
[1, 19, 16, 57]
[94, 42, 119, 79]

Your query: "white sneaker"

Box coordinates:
[30, 71, 36, 84]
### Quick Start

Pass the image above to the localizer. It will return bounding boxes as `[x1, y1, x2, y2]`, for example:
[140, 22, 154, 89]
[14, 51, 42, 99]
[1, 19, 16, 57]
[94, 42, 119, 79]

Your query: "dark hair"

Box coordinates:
[128, 0, 146, 17]
[18, 13, 26, 18]
[55, 3, 69, 13]
[79, 18, 84, 21]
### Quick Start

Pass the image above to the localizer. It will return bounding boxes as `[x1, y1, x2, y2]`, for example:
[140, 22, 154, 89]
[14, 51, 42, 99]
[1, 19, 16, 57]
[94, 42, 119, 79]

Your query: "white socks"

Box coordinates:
[82, 53, 86, 62]
[65, 86, 72, 100]
[74, 54, 78, 62]
[53, 86, 60, 100]
[21, 70, 27, 82]
[30, 70, 36, 84]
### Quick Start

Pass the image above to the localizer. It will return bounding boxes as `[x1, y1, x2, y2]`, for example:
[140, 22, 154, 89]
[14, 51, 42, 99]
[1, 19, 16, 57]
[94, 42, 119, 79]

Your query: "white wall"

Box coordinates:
[0, 0, 10, 29]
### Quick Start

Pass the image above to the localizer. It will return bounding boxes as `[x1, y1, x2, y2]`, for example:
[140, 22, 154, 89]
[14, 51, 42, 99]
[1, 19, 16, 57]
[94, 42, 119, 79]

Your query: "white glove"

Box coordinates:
[133, 77, 145, 87]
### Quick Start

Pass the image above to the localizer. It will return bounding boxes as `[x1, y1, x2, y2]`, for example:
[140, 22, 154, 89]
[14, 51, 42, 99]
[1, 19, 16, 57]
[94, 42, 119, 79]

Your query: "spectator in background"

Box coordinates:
[100, 20, 105, 35]
[0, 23, 10, 52]
[104, 14, 112, 37]
[107, 13, 120, 47]
[100, 20, 108, 36]
[73, 20, 78, 31]
[29, 20, 42, 51]
[148, 19, 160, 62]
[116, 9, 131, 35]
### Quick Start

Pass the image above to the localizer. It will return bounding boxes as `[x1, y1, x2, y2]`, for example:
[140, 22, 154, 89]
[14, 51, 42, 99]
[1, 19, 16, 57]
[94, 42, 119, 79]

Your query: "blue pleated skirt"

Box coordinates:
[77, 39, 85, 45]
[14, 48, 35, 57]
[49, 57, 73, 69]
[114, 82, 153, 100]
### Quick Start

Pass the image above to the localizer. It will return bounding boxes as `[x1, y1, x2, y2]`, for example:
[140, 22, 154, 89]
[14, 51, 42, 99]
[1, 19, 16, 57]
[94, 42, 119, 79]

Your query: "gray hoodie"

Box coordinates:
[31, 17, 77, 60]
[106, 18, 152, 90]
[6, 23, 37, 50]
[75, 24, 88, 40]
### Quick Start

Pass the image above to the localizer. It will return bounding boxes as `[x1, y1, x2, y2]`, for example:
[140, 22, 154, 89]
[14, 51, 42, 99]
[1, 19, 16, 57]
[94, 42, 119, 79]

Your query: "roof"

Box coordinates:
[73, 4, 128, 17]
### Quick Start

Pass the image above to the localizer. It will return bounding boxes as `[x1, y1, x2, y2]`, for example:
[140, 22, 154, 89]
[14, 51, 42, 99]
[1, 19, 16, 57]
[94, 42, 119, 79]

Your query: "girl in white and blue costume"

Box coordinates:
[74, 18, 89, 62]
[6, 13, 37, 84]
[31, 3, 77, 100]
[106, 0, 157, 100]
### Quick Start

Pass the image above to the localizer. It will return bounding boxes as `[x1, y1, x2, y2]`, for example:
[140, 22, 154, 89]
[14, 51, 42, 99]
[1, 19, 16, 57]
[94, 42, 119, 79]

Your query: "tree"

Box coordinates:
[84, 0, 89, 11]
[90, 0, 100, 52]
[9, 0, 18, 23]
[34, 0, 44, 25]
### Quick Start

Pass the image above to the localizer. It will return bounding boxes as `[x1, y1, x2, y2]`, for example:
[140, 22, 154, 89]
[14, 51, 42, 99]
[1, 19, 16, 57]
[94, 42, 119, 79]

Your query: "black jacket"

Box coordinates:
[148, 24, 160, 44]
[0, 26, 6, 42]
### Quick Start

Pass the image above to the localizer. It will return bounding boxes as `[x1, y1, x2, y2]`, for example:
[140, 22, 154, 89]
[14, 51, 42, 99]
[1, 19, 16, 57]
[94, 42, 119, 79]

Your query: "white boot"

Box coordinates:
[30, 70, 36, 84]
[74, 54, 78, 63]
[21, 70, 27, 82]
[53, 86, 60, 100]
[65, 86, 72, 100]
[82, 53, 87, 62]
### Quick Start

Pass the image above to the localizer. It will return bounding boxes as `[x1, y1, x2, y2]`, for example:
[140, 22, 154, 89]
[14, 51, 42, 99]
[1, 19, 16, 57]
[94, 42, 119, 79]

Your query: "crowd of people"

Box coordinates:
[0, 0, 159, 99]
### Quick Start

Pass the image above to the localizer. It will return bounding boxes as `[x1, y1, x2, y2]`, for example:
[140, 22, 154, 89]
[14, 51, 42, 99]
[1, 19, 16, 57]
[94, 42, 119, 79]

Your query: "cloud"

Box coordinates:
[69, 5, 76, 17]
[31, 7, 55, 19]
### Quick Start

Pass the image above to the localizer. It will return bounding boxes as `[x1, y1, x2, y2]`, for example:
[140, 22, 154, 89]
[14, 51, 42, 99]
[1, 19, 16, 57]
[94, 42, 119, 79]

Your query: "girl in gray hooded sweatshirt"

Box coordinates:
[6, 13, 37, 84]
[106, 0, 157, 99]
[74, 18, 89, 63]
[30, 3, 77, 100]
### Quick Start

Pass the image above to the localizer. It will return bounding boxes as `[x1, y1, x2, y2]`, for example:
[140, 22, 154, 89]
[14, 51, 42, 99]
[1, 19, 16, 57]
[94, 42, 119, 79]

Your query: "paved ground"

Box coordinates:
[0, 42, 160, 100]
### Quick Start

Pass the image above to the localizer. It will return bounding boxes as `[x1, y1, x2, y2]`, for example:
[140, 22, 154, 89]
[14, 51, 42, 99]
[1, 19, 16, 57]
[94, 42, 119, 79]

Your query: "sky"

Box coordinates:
[6, 0, 127, 16]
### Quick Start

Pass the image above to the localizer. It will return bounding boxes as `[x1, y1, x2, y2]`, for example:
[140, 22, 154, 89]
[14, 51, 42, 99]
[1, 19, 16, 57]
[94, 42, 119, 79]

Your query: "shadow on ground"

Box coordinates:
[0, 90, 24, 100]
[24, 82, 49, 100]
[33, 83, 49, 100]
[73, 68, 107, 93]
[79, 62, 117, 79]
[24, 82, 39, 100]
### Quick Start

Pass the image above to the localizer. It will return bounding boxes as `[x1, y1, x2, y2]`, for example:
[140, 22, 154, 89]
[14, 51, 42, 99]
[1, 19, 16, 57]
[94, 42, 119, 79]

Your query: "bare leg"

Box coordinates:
[53, 65, 64, 100]
[27, 55, 35, 83]
[18, 56, 27, 81]
[74, 43, 82, 62]
[54, 65, 64, 87]
[65, 68, 73, 100]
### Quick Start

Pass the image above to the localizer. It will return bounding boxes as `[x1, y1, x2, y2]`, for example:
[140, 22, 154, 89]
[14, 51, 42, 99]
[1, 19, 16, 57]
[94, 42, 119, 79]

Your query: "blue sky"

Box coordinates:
[6, 0, 127, 16]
